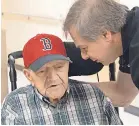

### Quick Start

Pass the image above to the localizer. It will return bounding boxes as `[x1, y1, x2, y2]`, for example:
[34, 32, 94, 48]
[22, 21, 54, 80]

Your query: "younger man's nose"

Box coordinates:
[81, 52, 89, 60]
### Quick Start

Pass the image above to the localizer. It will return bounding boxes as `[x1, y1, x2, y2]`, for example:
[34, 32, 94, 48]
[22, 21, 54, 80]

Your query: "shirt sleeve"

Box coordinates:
[103, 97, 123, 125]
[119, 49, 130, 74]
[1, 97, 19, 125]
[129, 28, 139, 89]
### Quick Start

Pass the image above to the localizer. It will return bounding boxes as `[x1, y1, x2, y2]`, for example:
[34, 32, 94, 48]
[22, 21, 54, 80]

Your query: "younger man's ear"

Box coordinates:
[23, 69, 32, 82]
[103, 31, 112, 43]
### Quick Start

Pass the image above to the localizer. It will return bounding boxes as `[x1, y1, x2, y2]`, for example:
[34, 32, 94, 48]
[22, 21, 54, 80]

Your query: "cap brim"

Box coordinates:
[29, 54, 72, 72]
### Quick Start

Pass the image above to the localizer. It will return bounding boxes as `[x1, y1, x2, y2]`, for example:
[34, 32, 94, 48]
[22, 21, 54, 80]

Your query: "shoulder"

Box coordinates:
[5, 85, 34, 99]
[2, 85, 34, 108]
[69, 79, 104, 100]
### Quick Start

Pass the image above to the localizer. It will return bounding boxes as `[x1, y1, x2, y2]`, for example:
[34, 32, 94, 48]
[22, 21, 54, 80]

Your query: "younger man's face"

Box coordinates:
[24, 60, 69, 102]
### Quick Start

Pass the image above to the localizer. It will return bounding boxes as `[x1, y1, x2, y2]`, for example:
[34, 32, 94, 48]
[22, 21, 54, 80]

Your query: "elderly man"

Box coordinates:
[63, 0, 139, 107]
[1, 34, 122, 125]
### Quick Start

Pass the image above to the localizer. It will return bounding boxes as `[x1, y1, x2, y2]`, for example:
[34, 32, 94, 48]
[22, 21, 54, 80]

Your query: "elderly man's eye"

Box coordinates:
[36, 70, 46, 77]
[55, 65, 63, 69]
[37, 70, 45, 74]
[40, 70, 44, 73]
[57, 66, 62, 68]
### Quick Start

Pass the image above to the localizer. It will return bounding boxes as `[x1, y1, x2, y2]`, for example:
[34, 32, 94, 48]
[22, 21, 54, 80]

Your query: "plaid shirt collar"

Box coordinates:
[34, 86, 70, 107]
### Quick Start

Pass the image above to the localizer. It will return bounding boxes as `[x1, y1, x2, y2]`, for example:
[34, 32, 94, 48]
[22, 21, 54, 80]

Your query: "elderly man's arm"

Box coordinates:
[1, 99, 19, 125]
[95, 71, 138, 107]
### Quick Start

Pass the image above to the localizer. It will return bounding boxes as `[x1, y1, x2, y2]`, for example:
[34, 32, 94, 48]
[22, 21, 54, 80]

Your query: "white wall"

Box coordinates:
[2, 0, 75, 20]
[120, 0, 139, 9]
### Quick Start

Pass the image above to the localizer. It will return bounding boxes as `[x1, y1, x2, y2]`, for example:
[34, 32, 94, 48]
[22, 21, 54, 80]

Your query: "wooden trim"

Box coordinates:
[2, 12, 62, 25]
[1, 29, 8, 103]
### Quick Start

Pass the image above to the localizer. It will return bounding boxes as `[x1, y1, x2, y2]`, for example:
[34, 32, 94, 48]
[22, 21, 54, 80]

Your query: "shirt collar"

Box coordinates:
[34, 86, 70, 107]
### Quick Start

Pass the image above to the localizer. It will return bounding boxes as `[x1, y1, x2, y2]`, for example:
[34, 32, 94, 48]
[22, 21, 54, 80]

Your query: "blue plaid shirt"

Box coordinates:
[1, 79, 122, 125]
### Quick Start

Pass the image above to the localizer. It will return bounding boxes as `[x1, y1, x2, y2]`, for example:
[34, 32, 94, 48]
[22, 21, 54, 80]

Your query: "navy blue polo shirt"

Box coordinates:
[120, 7, 139, 89]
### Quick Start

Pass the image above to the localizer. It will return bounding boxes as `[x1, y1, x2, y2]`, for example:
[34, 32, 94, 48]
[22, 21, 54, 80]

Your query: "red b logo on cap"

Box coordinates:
[40, 38, 52, 51]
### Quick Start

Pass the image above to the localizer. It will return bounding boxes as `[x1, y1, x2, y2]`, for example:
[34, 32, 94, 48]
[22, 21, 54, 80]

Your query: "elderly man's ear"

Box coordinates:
[23, 69, 33, 84]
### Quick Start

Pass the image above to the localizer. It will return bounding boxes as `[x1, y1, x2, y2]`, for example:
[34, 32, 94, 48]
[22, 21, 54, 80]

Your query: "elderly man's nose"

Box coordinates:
[47, 68, 57, 79]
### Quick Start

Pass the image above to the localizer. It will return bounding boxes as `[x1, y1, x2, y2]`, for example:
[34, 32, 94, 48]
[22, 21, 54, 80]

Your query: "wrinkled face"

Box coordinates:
[24, 60, 69, 101]
[69, 26, 121, 65]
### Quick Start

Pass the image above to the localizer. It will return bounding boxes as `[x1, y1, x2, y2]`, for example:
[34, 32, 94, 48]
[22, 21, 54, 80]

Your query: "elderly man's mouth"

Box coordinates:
[51, 85, 57, 87]
[47, 84, 61, 89]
